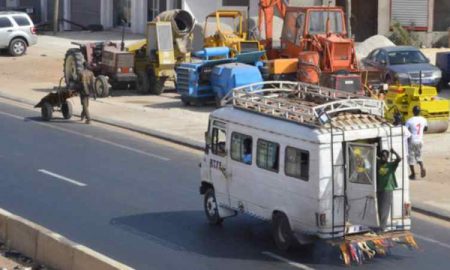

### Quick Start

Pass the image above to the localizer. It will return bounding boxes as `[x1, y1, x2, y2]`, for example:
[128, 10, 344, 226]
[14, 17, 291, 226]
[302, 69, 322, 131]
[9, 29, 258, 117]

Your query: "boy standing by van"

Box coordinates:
[377, 149, 401, 229]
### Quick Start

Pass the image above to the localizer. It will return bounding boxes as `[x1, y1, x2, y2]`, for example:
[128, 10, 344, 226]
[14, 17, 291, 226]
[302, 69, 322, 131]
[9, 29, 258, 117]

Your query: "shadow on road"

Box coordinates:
[109, 210, 355, 266]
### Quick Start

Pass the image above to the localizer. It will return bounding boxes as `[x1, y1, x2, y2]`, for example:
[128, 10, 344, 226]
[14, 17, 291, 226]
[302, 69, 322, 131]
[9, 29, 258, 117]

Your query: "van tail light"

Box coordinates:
[316, 212, 327, 227]
[31, 27, 37, 35]
[404, 203, 411, 217]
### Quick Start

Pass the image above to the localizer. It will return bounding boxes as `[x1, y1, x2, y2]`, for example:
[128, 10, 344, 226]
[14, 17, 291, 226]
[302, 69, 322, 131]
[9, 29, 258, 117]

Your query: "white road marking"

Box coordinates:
[38, 169, 87, 187]
[0, 110, 170, 161]
[262, 251, 315, 270]
[414, 234, 450, 250]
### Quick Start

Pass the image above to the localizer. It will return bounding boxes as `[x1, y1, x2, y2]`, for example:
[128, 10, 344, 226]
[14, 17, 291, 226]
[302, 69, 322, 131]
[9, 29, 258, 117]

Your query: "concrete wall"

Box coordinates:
[0, 208, 134, 270]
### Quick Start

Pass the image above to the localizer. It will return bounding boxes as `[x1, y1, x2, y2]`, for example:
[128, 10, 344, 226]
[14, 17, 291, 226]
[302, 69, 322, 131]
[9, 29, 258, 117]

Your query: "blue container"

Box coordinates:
[210, 63, 263, 100]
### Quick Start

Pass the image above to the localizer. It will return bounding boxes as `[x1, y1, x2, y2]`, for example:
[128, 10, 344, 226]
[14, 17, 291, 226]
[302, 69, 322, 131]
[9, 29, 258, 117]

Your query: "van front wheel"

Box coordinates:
[273, 212, 295, 251]
[204, 189, 223, 225]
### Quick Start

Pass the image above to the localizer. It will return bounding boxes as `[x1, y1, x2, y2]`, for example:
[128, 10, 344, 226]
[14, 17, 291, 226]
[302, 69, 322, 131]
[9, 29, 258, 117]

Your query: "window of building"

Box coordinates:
[12, 16, 31, 26]
[257, 139, 279, 172]
[211, 127, 227, 157]
[0, 17, 13, 28]
[223, 0, 249, 6]
[148, 0, 171, 21]
[231, 132, 252, 165]
[113, 0, 132, 27]
[285, 147, 309, 181]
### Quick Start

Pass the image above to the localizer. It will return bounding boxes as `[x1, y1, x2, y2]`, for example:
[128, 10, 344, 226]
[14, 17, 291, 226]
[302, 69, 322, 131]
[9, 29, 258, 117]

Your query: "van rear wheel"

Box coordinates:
[204, 189, 223, 225]
[272, 212, 295, 251]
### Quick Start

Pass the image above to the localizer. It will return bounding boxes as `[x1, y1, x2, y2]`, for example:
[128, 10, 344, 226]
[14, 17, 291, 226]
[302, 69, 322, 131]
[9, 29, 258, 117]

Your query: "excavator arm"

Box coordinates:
[258, 0, 287, 49]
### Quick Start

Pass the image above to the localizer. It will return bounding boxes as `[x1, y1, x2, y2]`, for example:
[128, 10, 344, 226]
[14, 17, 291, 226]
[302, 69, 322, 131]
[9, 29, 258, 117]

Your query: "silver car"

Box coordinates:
[362, 46, 442, 87]
[0, 11, 37, 56]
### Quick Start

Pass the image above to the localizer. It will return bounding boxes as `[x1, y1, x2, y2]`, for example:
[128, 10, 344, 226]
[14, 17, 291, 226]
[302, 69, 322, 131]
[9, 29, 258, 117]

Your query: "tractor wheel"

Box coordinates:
[61, 101, 73, 120]
[41, 102, 53, 121]
[148, 69, 166, 95]
[95, 75, 111, 98]
[136, 70, 150, 94]
[9, 38, 27, 56]
[64, 48, 85, 85]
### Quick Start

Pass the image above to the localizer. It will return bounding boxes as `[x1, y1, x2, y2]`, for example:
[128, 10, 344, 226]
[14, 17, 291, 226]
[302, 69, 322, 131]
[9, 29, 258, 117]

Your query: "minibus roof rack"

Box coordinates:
[221, 81, 385, 127]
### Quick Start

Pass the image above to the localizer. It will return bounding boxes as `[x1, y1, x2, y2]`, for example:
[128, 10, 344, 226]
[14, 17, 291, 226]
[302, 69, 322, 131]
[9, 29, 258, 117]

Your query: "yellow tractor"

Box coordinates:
[203, 10, 264, 57]
[127, 9, 195, 95]
[384, 84, 449, 133]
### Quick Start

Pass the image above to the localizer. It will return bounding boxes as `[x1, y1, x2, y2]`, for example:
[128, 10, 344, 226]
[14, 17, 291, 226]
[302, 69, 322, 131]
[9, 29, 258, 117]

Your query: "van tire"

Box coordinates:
[272, 212, 295, 251]
[204, 189, 223, 225]
[9, 38, 27, 56]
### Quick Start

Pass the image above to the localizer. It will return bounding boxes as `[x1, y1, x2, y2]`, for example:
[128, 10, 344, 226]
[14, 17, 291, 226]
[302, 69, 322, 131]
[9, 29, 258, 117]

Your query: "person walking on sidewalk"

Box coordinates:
[377, 148, 401, 229]
[405, 106, 428, 180]
[79, 66, 95, 124]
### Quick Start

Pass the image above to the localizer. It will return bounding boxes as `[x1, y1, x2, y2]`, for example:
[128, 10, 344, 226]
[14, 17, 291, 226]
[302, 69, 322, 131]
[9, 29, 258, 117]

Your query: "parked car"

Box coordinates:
[0, 11, 37, 56]
[362, 46, 442, 86]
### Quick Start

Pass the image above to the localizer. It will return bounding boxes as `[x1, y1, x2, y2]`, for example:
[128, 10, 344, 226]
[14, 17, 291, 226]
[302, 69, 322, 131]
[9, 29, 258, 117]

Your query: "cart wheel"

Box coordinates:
[41, 102, 53, 121]
[95, 75, 111, 98]
[61, 101, 73, 120]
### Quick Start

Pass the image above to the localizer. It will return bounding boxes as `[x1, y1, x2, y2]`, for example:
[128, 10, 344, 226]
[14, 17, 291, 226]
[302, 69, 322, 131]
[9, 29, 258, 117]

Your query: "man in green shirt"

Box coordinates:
[377, 148, 401, 230]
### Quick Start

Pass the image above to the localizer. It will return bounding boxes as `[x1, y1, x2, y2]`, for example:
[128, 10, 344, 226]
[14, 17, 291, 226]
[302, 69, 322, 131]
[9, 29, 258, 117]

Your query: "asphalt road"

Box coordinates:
[1, 99, 450, 270]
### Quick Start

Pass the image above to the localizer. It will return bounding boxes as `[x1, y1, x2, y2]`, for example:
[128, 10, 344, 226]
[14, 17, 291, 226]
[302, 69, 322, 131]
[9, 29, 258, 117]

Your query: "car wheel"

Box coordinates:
[204, 189, 223, 225]
[272, 212, 296, 251]
[9, 38, 27, 56]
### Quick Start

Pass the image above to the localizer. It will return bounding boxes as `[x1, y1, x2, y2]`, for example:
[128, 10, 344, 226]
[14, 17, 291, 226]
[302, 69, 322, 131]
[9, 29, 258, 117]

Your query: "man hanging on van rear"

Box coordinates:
[377, 148, 401, 230]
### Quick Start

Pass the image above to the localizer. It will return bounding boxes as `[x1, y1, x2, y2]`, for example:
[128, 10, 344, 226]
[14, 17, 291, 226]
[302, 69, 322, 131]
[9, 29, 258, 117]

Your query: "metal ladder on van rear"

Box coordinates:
[330, 125, 347, 239]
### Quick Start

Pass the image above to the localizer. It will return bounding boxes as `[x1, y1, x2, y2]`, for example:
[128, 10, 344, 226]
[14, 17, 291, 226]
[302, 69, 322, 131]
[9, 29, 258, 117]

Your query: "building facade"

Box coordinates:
[0, 0, 448, 46]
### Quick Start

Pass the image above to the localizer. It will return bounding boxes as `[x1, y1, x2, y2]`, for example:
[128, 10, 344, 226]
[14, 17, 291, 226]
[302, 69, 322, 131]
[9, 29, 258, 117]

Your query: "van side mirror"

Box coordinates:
[380, 59, 387, 65]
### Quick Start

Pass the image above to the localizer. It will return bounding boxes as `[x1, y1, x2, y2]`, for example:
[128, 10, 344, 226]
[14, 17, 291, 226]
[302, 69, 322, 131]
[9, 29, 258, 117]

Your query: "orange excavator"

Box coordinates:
[259, 1, 363, 93]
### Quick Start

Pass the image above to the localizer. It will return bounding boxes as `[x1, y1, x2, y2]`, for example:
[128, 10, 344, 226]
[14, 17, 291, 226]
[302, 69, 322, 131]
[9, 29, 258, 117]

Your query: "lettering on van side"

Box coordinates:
[210, 159, 223, 170]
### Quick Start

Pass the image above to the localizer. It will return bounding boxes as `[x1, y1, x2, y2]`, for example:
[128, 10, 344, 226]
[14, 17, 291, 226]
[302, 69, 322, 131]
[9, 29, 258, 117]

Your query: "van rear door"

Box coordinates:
[345, 143, 379, 227]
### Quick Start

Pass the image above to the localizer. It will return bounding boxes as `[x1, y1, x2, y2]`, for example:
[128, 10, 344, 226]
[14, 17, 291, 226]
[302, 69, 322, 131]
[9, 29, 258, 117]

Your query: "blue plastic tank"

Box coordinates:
[210, 62, 263, 100]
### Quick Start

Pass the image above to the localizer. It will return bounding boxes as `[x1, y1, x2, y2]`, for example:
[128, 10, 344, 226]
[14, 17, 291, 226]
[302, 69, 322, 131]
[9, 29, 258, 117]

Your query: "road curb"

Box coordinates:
[0, 208, 134, 270]
[412, 205, 450, 222]
[0, 91, 204, 150]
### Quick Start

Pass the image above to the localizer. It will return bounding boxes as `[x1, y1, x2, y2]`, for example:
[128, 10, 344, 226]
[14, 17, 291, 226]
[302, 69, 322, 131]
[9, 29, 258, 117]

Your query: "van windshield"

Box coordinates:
[308, 11, 344, 35]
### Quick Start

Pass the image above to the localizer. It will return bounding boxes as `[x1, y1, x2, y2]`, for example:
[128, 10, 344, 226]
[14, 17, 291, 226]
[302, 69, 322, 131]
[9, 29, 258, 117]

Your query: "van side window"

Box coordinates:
[12, 16, 31, 26]
[231, 132, 252, 165]
[211, 127, 227, 157]
[257, 139, 279, 172]
[285, 147, 309, 181]
[0, 17, 13, 28]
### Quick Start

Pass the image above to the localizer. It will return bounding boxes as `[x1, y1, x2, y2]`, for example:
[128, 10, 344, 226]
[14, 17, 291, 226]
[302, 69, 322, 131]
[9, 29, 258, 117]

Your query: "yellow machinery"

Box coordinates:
[384, 85, 449, 133]
[127, 9, 195, 95]
[203, 10, 264, 57]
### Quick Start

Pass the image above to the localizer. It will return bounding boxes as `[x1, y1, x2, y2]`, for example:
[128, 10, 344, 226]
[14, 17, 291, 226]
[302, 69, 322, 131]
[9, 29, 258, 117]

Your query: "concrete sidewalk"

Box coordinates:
[1, 31, 450, 222]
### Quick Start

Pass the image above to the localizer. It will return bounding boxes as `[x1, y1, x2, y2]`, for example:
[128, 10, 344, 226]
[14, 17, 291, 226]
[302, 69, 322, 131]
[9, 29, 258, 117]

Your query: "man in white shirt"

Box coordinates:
[405, 106, 428, 180]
